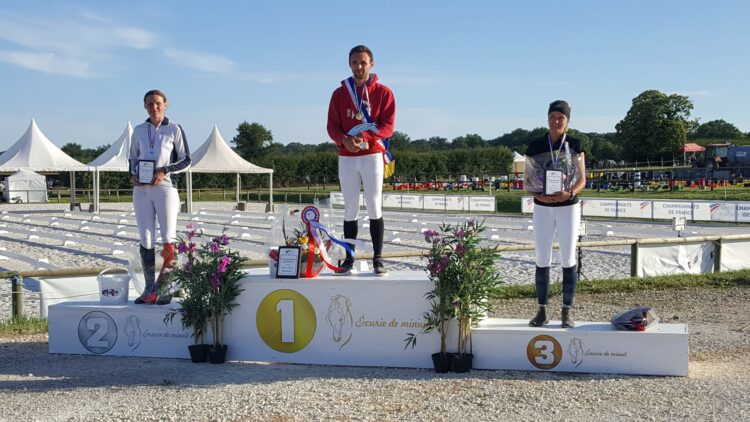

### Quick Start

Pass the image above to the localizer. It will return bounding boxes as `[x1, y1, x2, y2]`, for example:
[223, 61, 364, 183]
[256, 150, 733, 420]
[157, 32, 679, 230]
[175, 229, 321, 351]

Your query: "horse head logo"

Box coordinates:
[124, 315, 142, 351]
[568, 337, 584, 368]
[325, 294, 353, 350]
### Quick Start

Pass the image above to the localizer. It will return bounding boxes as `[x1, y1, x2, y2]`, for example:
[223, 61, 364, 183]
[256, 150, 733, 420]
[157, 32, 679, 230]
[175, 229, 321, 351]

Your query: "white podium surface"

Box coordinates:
[48, 271, 689, 376]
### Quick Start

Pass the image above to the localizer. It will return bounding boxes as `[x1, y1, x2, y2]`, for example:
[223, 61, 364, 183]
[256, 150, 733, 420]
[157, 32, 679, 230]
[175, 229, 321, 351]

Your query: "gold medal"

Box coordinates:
[355, 112, 364, 121]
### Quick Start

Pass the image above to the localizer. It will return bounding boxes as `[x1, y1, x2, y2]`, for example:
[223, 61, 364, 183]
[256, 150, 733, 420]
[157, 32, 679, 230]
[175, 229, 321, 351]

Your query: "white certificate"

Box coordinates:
[138, 160, 155, 184]
[544, 169, 563, 195]
[276, 246, 301, 278]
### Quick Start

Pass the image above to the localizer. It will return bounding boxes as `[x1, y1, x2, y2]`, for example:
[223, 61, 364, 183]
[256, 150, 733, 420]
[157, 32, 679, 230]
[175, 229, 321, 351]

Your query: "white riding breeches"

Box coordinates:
[133, 185, 180, 249]
[338, 153, 383, 221]
[532, 203, 581, 268]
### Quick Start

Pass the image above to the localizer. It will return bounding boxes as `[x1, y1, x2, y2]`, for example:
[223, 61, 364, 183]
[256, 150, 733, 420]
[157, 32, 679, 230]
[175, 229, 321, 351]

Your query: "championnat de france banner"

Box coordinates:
[332, 193, 496, 212]
[522, 196, 750, 223]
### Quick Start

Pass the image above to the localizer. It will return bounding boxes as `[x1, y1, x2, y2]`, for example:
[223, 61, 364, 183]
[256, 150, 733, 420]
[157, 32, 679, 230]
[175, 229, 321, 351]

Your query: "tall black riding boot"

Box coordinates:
[561, 306, 575, 328]
[336, 220, 358, 275]
[529, 266, 551, 326]
[534, 266, 550, 306]
[529, 305, 549, 327]
[562, 265, 578, 308]
[370, 218, 388, 276]
[135, 245, 156, 304]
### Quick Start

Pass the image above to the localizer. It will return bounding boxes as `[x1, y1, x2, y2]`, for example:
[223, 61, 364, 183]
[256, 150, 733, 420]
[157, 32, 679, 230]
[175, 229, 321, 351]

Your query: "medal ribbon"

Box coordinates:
[344, 77, 395, 178]
[301, 206, 354, 276]
[547, 133, 567, 168]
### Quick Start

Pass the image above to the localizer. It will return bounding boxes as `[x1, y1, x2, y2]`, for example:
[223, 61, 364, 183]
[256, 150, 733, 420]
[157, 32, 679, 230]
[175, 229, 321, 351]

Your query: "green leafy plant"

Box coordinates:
[405, 219, 503, 356]
[164, 223, 244, 347]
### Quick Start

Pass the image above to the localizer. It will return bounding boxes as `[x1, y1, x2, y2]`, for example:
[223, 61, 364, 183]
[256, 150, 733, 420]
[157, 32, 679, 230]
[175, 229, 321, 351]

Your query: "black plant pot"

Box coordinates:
[451, 353, 473, 373]
[188, 344, 209, 363]
[431, 352, 452, 373]
[208, 344, 228, 364]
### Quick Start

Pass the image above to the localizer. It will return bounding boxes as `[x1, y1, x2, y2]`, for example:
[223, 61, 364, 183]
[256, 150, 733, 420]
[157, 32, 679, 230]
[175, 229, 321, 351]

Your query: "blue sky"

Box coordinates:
[1, 0, 748, 151]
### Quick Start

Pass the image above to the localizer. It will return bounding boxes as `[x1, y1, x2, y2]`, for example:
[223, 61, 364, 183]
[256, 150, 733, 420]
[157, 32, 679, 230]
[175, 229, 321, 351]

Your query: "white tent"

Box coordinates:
[0, 119, 91, 172]
[87, 122, 132, 213]
[512, 151, 526, 174]
[3, 169, 48, 203]
[185, 125, 273, 213]
[0, 119, 91, 203]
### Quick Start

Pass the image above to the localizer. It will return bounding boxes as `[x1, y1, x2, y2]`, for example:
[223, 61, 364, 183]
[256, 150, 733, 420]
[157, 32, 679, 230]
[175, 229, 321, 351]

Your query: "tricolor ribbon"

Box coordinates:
[301, 206, 354, 277]
[345, 77, 395, 179]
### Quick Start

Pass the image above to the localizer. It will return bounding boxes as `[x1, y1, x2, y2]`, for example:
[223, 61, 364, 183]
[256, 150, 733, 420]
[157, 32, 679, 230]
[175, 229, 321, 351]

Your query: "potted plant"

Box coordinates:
[405, 219, 502, 373]
[447, 219, 503, 372]
[165, 223, 244, 363]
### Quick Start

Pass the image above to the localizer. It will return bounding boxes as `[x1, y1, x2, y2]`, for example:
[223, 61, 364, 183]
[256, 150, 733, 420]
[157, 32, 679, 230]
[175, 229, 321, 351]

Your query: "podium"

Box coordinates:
[48, 271, 688, 376]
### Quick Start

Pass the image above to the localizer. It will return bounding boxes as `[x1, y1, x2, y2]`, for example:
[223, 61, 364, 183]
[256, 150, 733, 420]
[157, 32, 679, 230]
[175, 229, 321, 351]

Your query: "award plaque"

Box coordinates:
[276, 246, 301, 278]
[138, 160, 156, 184]
[544, 169, 563, 195]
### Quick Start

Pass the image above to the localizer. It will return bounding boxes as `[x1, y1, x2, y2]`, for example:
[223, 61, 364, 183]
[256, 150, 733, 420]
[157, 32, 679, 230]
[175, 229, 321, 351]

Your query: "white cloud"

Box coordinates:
[0, 50, 101, 78]
[0, 9, 235, 78]
[162, 48, 236, 74]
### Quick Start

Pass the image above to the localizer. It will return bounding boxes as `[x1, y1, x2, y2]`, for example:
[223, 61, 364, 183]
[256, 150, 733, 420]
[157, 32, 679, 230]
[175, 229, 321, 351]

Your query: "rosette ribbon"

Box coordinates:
[301, 206, 355, 277]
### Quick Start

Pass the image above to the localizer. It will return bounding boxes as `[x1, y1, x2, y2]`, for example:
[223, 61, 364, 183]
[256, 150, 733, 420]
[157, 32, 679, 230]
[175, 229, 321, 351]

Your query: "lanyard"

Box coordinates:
[148, 123, 160, 155]
[346, 77, 371, 122]
[547, 133, 567, 167]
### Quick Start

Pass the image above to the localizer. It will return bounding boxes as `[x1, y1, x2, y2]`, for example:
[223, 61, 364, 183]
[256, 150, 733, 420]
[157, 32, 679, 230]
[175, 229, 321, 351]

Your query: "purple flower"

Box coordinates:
[186, 223, 196, 240]
[183, 261, 192, 271]
[455, 243, 464, 257]
[188, 242, 196, 253]
[423, 230, 440, 243]
[455, 229, 464, 239]
[177, 242, 189, 254]
[212, 234, 230, 246]
[210, 243, 220, 252]
[210, 272, 221, 290]
[218, 256, 231, 273]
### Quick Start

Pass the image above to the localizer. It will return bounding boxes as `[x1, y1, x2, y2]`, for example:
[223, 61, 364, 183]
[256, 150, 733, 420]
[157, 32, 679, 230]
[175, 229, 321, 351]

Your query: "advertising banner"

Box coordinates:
[382, 193, 402, 208]
[616, 200, 652, 219]
[399, 194, 423, 210]
[736, 202, 750, 223]
[709, 202, 736, 222]
[580, 199, 618, 218]
[469, 197, 496, 212]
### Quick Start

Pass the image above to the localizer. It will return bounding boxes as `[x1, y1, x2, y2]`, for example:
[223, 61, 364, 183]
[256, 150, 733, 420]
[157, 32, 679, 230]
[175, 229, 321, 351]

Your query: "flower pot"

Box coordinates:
[431, 352, 452, 373]
[451, 353, 473, 373]
[188, 344, 209, 363]
[208, 344, 228, 364]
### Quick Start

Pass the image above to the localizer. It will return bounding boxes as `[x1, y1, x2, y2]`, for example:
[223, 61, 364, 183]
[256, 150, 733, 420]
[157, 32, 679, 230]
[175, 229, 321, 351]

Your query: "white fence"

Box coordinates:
[522, 197, 750, 223]
[330, 192, 496, 213]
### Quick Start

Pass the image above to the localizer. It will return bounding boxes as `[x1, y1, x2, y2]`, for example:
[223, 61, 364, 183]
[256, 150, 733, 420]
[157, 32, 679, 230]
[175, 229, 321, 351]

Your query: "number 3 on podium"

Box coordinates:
[256, 289, 317, 353]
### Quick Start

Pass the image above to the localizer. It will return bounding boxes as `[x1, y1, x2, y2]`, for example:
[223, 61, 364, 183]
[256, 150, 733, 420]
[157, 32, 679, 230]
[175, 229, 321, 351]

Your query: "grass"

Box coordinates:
[492, 268, 750, 300]
[0, 315, 48, 336]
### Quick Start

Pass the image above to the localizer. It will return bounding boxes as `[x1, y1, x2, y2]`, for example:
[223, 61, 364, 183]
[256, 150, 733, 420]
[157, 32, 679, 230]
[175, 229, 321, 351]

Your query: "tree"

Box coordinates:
[589, 136, 622, 162]
[232, 122, 273, 161]
[451, 134, 485, 149]
[427, 136, 449, 150]
[389, 131, 411, 151]
[615, 90, 694, 163]
[692, 119, 745, 140]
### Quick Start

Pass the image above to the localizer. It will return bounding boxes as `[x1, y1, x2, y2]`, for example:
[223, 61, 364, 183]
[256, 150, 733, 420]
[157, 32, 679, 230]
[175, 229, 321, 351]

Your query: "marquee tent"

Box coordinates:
[183, 125, 273, 213]
[679, 143, 706, 164]
[0, 119, 91, 203]
[512, 151, 526, 173]
[3, 169, 47, 203]
[0, 119, 90, 172]
[87, 122, 132, 213]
